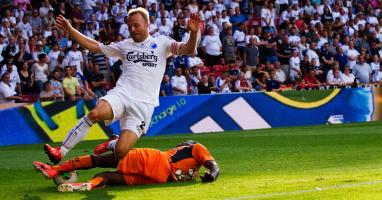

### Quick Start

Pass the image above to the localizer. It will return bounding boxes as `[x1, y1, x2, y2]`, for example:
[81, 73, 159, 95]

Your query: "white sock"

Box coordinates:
[107, 140, 118, 153]
[60, 115, 93, 157]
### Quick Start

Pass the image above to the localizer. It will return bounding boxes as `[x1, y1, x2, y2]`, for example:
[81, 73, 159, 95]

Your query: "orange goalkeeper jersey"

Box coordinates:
[117, 143, 214, 184]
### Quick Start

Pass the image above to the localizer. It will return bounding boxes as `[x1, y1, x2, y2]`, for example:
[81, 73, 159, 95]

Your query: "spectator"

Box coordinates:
[62, 66, 80, 101]
[158, 17, 172, 37]
[261, 31, 277, 64]
[31, 53, 49, 93]
[273, 61, 286, 83]
[0, 35, 5, 63]
[188, 54, 204, 68]
[0, 72, 22, 103]
[50, 70, 64, 98]
[236, 73, 252, 92]
[1, 36, 18, 62]
[304, 68, 321, 89]
[0, 19, 12, 39]
[30, 9, 42, 34]
[289, 49, 301, 82]
[88, 64, 107, 99]
[40, 81, 63, 101]
[306, 42, 320, 68]
[1, 58, 21, 95]
[47, 42, 61, 73]
[345, 41, 360, 70]
[320, 42, 334, 76]
[233, 23, 246, 59]
[353, 55, 372, 84]
[119, 16, 129, 39]
[221, 28, 236, 64]
[32, 40, 45, 61]
[202, 27, 222, 67]
[197, 74, 214, 94]
[243, 37, 259, 68]
[73, 66, 95, 100]
[370, 54, 380, 81]
[341, 66, 356, 86]
[88, 49, 110, 83]
[15, 38, 33, 67]
[334, 46, 348, 72]
[277, 35, 292, 75]
[266, 71, 280, 92]
[65, 41, 83, 75]
[374, 67, 382, 84]
[215, 71, 231, 93]
[171, 67, 188, 96]
[18, 61, 33, 94]
[16, 15, 33, 40]
[326, 69, 345, 88]
[160, 74, 173, 96]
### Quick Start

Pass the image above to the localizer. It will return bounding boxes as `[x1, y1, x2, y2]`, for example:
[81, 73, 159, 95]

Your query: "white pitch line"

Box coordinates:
[224, 180, 382, 200]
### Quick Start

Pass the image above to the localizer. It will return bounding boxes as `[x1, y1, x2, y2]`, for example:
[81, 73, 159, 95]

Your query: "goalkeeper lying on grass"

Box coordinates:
[33, 140, 219, 192]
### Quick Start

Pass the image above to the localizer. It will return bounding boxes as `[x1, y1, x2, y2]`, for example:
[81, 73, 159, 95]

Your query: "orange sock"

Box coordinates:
[88, 177, 106, 188]
[52, 155, 94, 172]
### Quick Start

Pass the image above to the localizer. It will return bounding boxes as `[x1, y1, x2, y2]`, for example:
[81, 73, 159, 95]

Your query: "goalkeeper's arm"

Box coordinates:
[200, 160, 219, 183]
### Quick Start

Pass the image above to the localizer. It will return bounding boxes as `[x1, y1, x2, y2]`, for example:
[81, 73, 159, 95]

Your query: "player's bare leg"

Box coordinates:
[44, 100, 113, 164]
[113, 130, 138, 159]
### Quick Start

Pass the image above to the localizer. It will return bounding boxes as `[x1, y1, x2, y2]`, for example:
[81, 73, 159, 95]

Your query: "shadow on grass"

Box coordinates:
[22, 181, 199, 199]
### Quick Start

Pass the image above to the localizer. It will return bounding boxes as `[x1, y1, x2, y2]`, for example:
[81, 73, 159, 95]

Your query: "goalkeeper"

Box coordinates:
[34, 140, 219, 192]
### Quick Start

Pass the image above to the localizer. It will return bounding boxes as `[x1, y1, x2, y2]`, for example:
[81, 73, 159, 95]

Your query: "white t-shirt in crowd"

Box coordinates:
[0, 81, 16, 104]
[48, 50, 61, 71]
[32, 62, 48, 82]
[289, 56, 300, 77]
[345, 48, 359, 69]
[158, 25, 172, 37]
[288, 35, 301, 46]
[202, 35, 222, 56]
[99, 35, 182, 106]
[340, 73, 355, 84]
[188, 56, 203, 67]
[233, 30, 246, 47]
[119, 23, 130, 39]
[16, 22, 32, 40]
[0, 65, 20, 92]
[65, 50, 83, 75]
[171, 75, 188, 96]
[374, 71, 382, 82]
[306, 49, 320, 67]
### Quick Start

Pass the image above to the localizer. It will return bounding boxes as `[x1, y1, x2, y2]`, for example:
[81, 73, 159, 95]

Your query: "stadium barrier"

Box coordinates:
[0, 87, 381, 146]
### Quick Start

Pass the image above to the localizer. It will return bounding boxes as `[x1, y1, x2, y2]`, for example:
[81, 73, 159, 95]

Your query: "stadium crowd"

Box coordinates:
[1, 0, 382, 103]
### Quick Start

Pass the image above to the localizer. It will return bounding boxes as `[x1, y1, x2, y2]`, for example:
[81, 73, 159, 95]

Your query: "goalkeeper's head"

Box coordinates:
[176, 140, 198, 147]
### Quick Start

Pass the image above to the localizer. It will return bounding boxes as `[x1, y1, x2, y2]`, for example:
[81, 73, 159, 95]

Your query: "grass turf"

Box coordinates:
[1, 121, 382, 199]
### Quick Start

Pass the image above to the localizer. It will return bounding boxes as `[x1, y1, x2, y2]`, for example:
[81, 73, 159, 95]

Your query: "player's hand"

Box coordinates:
[187, 13, 200, 33]
[56, 15, 72, 34]
[200, 171, 215, 182]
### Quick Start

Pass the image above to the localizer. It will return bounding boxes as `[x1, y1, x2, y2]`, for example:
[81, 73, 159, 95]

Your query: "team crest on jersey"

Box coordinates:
[150, 43, 157, 49]
[126, 51, 158, 67]
[136, 121, 146, 135]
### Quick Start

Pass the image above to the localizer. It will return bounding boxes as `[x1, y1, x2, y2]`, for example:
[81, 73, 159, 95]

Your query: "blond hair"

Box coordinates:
[127, 7, 149, 24]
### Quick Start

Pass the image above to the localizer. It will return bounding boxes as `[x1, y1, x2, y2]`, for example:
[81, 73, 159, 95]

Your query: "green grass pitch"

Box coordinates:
[1, 121, 382, 200]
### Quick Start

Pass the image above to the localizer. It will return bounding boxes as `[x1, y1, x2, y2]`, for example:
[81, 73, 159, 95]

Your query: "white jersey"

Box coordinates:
[99, 35, 181, 106]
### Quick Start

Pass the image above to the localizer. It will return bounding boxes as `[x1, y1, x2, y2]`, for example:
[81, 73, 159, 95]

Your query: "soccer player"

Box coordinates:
[44, 8, 200, 163]
[34, 140, 219, 192]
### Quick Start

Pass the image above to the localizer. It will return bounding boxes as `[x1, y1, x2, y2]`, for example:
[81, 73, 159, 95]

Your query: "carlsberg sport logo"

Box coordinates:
[127, 51, 158, 67]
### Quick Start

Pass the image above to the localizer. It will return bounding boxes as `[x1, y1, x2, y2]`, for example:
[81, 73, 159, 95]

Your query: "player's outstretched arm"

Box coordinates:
[200, 160, 219, 182]
[178, 13, 200, 55]
[56, 15, 102, 53]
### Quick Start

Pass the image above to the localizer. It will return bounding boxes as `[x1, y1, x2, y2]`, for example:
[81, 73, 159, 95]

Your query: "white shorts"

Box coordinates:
[99, 89, 155, 138]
